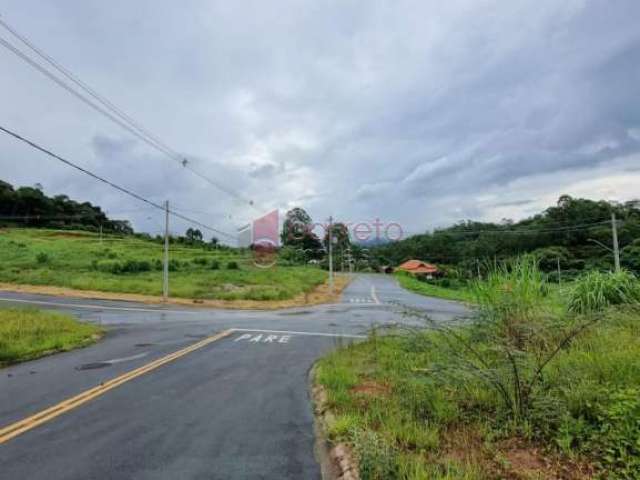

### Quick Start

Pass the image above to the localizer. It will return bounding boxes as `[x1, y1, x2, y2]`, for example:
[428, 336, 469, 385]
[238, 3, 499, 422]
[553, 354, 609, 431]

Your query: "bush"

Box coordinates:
[568, 270, 640, 314]
[210, 260, 220, 270]
[96, 260, 123, 274]
[193, 257, 208, 266]
[121, 259, 151, 273]
[589, 387, 640, 475]
[95, 259, 152, 274]
[35, 252, 49, 264]
[226, 261, 239, 270]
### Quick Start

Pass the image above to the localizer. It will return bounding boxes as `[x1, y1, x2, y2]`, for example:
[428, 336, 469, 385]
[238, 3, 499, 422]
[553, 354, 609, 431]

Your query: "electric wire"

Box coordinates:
[0, 125, 236, 240]
[0, 21, 257, 210]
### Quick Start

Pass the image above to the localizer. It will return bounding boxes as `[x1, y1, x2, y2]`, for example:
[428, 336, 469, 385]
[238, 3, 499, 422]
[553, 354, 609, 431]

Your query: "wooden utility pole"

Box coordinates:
[163, 200, 170, 302]
[328, 216, 334, 294]
[612, 212, 621, 273]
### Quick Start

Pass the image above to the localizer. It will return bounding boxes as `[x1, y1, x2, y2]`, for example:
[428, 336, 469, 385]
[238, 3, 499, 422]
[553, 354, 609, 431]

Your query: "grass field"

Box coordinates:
[317, 259, 640, 479]
[0, 307, 102, 366]
[395, 272, 474, 303]
[0, 228, 327, 302]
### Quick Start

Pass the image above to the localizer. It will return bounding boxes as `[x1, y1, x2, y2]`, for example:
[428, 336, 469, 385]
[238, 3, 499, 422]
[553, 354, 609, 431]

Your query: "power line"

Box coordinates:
[0, 19, 257, 210]
[400, 220, 614, 238]
[0, 125, 236, 241]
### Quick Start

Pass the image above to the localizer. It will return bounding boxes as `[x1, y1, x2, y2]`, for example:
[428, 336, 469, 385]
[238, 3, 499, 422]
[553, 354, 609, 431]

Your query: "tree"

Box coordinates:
[281, 207, 313, 247]
[210, 236, 219, 247]
[185, 228, 203, 243]
[323, 222, 350, 251]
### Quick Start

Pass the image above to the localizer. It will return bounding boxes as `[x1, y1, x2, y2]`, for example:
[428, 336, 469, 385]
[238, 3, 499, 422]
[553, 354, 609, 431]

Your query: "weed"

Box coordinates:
[568, 270, 640, 314]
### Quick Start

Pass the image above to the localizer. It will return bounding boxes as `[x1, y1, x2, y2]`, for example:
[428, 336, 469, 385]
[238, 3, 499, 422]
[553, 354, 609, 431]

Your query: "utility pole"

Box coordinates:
[557, 257, 561, 284]
[99, 223, 103, 245]
[163, 200, 170, 302]
[611, 212, 621, 273]
[328, 216, 334, 294]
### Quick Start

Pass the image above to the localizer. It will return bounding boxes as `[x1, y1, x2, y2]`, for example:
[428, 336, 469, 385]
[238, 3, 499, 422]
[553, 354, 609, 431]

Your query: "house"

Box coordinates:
[397, 259, 440, 279]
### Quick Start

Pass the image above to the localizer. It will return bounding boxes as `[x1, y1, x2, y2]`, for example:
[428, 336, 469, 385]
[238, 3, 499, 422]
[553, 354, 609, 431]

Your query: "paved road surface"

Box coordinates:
[0, 274, 471, 480]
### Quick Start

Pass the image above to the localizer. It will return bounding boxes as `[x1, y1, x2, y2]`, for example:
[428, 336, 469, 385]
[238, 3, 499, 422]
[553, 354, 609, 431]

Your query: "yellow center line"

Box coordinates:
[0, 329, 234, 445]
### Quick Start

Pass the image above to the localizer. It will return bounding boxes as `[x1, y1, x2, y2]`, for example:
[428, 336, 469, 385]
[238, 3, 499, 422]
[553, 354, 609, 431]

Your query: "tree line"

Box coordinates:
[371, 195, 640, 277]
[0, 179, 133, 234]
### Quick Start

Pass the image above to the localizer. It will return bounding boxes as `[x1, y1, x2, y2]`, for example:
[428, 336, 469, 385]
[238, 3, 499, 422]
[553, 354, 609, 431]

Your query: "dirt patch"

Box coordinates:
[493, 439, 595, 480]
[350, 380, 390, 397]
[437, 428, 595, 480]
[311, 367, 360, 480]
[0, 274, 352, 311]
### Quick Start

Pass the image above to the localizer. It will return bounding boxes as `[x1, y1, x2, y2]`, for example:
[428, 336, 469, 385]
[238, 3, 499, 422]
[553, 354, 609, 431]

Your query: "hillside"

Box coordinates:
[0, 228, 328, 303]
[373, 195, 640, 278]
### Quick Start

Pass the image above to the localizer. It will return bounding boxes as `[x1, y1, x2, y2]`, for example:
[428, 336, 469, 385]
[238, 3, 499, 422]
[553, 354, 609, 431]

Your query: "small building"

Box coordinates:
[397, 259, 440, 279]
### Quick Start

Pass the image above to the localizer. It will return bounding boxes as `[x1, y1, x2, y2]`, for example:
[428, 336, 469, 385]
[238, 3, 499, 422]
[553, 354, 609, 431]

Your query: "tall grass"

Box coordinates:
[316, 256, 640, 478]
[0, 308, 102, 366]
[568, 270, 640, 314]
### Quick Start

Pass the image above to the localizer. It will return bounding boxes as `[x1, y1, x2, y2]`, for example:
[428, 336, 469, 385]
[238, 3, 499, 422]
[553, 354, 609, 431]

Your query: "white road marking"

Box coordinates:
[0, 297, 201, 314]
[370, 285, 381, 304]
[104, 352, 149, 364]
[230, 328, 366, 339]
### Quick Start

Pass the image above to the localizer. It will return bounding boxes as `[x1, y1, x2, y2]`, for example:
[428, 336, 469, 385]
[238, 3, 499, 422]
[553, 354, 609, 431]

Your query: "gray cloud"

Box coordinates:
[1, 0, 639, 241]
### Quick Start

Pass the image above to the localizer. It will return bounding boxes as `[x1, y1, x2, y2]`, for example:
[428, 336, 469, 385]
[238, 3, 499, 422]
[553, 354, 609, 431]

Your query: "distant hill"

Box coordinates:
[0, 179, 133, 234]
[372, 195, 640, 276]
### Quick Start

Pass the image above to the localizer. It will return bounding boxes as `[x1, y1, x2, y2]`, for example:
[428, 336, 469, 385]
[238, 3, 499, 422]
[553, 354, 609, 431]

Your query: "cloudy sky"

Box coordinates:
[1, 0, 639, 242]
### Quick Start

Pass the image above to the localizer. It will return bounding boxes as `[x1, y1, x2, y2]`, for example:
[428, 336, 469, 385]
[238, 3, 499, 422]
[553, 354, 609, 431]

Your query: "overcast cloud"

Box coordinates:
[1, 0, 639, 241]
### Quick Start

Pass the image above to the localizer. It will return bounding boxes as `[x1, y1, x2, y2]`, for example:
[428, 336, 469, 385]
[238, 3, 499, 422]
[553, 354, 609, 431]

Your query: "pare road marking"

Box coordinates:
[230, 328, 365, 339]
[234, 333, 291, 344]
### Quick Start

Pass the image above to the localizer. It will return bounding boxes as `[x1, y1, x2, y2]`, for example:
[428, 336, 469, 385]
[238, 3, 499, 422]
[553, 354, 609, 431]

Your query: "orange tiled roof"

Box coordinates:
[397, 259, 439, 274]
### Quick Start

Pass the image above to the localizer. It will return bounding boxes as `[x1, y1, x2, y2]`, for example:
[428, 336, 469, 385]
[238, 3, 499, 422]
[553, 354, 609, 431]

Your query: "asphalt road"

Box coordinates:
[0, 274, 471, 480]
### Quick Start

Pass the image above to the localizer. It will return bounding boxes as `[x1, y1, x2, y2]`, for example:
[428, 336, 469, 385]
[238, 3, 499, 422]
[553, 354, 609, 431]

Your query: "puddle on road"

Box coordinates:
[76, 362, 111, 370]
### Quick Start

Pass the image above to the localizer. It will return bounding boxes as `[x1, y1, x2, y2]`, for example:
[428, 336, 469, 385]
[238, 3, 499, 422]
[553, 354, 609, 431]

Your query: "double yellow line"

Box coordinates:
[0, 329, 233, 445]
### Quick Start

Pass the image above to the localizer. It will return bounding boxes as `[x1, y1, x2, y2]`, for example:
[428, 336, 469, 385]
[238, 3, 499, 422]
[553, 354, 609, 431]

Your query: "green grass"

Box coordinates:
[318, 257, 640, 479]
[395, 272, 474, 303]
[0, 307, 103, 366]
[0, 228, 327, 301]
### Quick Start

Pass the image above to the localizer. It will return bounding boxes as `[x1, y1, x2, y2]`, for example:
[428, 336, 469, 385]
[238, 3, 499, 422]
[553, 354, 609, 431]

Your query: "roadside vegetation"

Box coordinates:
[0, 307, 102, 366]
[316, 256, 640, 479]
[395, 271, 474, 303]
[0, 228, 327, 302]
[373, 195, 640, 280]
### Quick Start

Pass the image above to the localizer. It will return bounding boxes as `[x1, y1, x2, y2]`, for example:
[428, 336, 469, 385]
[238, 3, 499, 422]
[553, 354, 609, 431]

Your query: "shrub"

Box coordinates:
[35, 252, 49, 264]
[95, 259, 151, 274]
[210, 260, 220, 270]
[96, 260, 123, 274]
[589, 387, 640, 475]
[121, 259, 151, 273]
[226, 261, 239, 270]
[193, 257, 208, 266]
[568, 270, 640, 314]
